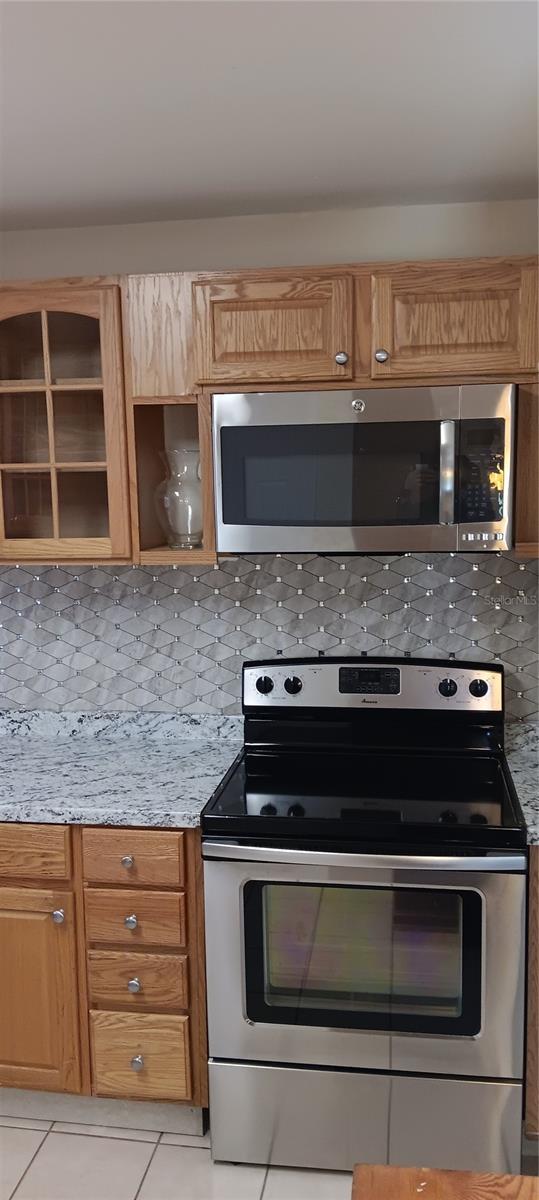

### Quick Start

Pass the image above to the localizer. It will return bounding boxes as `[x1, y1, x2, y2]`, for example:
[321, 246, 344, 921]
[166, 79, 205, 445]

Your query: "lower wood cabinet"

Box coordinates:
[90, 1010, 191, 1101]
[81, 825, 207, 1107]
[88, 950, 189, 1010]
[0, 886, 80, 1093]
[0, 822, 208, 1107]
[84, 887, 186, 948]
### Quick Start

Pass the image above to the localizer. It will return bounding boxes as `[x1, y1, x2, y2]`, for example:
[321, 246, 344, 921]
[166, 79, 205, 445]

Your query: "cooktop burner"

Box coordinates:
[201, 658, 527, 850]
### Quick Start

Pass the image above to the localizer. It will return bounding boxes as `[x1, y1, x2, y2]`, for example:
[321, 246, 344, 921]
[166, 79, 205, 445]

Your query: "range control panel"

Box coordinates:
[243, 660, 503, 712]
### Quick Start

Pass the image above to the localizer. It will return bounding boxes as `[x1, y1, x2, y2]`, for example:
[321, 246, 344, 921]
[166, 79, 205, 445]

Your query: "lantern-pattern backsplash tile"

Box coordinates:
[0, 553, 536, 720]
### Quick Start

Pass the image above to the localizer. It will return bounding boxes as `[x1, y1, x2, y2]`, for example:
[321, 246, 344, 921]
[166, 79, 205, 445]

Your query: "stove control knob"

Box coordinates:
[284, 676, 302, 695]
[470, 812, 488, 824]
[439, 810, 458, 823]
[260, 803, 277, 816]
[469, 678, 488, 698]
[438, 678, 458, 698]
[256, 675, 274, 695]
[288, 803, 305, 818]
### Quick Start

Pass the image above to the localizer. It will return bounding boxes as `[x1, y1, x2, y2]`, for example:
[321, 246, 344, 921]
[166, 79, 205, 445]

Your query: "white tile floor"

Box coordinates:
[1, 1112, 537, 1199]
[0, 1117, 353, 1200]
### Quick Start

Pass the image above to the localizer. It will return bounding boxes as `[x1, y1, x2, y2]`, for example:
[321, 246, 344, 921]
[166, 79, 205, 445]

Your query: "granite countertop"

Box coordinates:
[0, 713, 242, 829]
[505, 722, 539, 845]
[0, 712, 536, 842]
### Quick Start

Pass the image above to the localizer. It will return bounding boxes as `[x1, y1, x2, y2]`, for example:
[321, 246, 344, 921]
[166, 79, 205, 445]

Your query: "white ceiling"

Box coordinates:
[0, 0, 537, 232]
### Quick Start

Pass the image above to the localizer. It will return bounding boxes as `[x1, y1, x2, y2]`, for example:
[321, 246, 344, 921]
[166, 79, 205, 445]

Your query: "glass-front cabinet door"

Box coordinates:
[0, 287, 130, 560]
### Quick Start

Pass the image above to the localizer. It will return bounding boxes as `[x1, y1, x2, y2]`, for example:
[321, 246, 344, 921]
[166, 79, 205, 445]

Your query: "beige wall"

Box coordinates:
[0, 199, 537, 280]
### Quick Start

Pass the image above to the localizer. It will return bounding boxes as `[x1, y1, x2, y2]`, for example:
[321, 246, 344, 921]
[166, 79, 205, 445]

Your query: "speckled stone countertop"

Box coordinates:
[0, 712, 536, 840]
[0, 713, 242, 829]
[505, 722, 538, 845]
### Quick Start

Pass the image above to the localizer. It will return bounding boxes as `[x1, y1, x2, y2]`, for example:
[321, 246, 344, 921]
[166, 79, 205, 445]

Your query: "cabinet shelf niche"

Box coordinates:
[131, 398, 215, 566]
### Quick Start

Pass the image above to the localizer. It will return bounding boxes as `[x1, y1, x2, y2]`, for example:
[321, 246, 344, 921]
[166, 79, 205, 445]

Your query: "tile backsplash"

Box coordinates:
[0, 553, 536, 720]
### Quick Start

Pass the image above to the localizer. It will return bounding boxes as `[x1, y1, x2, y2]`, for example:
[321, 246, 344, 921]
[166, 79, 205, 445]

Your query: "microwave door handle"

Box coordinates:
[439, 420, 456, 525]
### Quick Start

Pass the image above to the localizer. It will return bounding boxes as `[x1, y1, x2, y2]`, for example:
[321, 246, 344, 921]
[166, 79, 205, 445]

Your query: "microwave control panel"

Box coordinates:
[458, 419, 505, 524]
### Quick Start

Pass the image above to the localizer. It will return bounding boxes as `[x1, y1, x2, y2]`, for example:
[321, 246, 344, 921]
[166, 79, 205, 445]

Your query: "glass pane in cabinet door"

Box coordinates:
[0, 393, 49, 462]
[53, 392, 106, 462]
[57, 471, 109, 537]
[47, 313, 101, 381]
[2, 472, 53, 537]
[0, 314, 44, 381]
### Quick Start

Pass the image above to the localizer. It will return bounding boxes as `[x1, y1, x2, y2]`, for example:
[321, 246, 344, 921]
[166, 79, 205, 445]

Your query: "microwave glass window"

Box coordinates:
[220, 423, 443, 527]
[244, 882, 482, 1035]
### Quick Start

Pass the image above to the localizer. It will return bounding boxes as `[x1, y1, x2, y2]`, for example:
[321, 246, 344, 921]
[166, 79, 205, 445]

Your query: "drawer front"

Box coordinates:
[0, 824, 70, 881]
[82, 829, 185, 888]
[88, 950, 188, 1010]
[85, 889, 186, 948]
[91, 1010, 191, 1101]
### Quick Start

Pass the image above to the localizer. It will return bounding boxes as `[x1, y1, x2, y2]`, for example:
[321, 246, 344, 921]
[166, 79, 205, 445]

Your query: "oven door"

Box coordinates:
[213, 388, 460, 553]
[203, 844, 526, 1080]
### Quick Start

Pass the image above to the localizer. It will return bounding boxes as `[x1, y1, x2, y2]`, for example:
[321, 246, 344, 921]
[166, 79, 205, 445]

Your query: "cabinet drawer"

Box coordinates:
[91, 1010, 191, 1101]
[82, 829, 185, 888]
[85, 889, 186, 948]
[88, 950, 188, 1010]
[0, 824, 70, 881]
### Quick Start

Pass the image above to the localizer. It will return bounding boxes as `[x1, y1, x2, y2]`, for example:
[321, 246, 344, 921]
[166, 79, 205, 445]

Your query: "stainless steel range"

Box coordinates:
[202, 658, 527, 1175]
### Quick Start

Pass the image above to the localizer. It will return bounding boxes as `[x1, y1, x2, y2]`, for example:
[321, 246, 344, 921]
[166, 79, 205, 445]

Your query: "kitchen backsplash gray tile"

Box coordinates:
[0, 553, 536, 719]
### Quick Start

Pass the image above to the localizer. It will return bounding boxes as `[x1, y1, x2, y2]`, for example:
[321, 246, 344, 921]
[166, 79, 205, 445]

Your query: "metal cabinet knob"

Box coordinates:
[334, 351, 349, 365]
[351, 398, 365, 413]
[130, 1054, 144, 1072]
[121, 855, 134, 869]
[127, 977, 142, 994]
[124, 914, 138, 930]
[51, 908, 65, 924]
[374, 348, 389, 363]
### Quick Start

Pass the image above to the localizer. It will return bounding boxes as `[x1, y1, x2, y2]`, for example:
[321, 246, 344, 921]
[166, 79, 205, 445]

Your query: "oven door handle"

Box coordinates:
[439, 419, 456, 525]
[202, 841, 526, 872]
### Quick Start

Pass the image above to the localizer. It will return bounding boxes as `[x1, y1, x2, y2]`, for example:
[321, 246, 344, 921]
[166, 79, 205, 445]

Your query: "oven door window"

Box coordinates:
[243, 883, 481, 1035]
[220, 422, 444, 526]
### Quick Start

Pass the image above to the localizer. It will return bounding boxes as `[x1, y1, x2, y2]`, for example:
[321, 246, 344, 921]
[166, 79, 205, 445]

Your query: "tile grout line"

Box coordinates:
[132, 1135, 163, 1200]
[259, 1163, 270, 1200]
[9, 1129, 50, 1200]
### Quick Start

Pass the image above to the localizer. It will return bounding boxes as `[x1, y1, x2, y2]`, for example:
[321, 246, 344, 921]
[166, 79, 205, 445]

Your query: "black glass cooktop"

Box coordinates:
[201, 747, 526, 849]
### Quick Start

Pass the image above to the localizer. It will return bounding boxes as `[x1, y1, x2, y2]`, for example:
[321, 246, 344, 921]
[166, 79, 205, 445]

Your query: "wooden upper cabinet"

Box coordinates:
[371, 259, 538, 378]
[0, 283, 130, 560]
[124, 274, 194, 398]
[0, 887, 80, 1093]
[515, 383, 539, 558]
[192, 273, 354, 383]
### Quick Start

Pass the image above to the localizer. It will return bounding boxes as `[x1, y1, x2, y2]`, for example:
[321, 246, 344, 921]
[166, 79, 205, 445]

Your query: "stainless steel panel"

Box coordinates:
[212, 388, 461, 555]
[439, 419, 456, 524]
[209, 1060, 391, 1170]
[457, 383, 515, 551]
[208, 1061, 523, 1174]
[213, 389, 461, 428]
[202, 843, 526, 873]
[212, 385, 514, 554]
[389, 1075, 522, 1175]
[242, 661, 503, 712]
[214, 521, 459, 554]
[203, 855, 526, 1079]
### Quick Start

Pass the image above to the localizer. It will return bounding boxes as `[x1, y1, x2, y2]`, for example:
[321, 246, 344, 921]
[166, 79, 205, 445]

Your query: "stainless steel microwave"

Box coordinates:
[212, 384, 515, 554]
